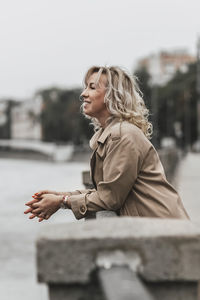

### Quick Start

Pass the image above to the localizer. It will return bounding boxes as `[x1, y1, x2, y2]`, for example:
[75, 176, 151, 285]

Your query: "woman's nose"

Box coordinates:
[80, 89, 88, 101]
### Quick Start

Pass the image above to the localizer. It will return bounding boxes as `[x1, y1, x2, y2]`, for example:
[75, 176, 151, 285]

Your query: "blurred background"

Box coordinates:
[0, 0, 200, 299]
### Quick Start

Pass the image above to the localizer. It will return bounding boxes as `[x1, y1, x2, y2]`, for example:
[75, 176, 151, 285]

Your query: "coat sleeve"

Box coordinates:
[70, 134, 142, 219]
[69, 189, 95, 196]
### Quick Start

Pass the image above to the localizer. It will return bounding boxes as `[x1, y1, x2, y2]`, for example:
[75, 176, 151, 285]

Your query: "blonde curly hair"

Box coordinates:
[82, 65, 152, 139]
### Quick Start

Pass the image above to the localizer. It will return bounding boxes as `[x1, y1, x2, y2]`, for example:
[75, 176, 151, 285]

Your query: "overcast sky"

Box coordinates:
[0, 0, 200, 99]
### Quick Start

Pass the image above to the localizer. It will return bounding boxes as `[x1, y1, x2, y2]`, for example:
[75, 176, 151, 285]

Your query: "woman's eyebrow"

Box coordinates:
[88, 82, 96, 88]
[84, 81, 97, 88]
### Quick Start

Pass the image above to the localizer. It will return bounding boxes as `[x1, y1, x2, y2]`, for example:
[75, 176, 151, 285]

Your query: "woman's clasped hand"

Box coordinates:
[24, 190, 63, 222]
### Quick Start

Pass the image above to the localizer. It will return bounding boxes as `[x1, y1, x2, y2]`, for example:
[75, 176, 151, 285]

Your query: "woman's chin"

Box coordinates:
[83, 109, 92, 117]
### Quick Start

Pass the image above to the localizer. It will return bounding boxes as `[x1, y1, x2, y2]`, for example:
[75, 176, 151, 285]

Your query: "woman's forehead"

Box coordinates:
[87, 72, 107, 85]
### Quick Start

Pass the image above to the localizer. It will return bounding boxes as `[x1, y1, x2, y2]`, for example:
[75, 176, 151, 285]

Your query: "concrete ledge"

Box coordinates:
[37, 217, 200, 284]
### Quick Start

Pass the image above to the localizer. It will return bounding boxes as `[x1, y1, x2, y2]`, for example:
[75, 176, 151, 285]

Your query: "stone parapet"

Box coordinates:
[37, 218, 200, 300]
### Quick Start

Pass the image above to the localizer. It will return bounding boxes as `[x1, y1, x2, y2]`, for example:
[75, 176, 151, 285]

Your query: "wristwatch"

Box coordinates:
[60, 195, 69, 209]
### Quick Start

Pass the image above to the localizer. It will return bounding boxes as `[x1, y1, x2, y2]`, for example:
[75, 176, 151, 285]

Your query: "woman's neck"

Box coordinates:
[98, 113, 112, 129]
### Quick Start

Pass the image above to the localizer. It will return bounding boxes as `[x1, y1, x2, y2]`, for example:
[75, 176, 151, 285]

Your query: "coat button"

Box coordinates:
[80, 205, 86, 214]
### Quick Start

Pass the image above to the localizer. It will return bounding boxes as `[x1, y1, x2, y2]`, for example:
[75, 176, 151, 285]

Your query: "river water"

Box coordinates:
[0, 157, 89, 300]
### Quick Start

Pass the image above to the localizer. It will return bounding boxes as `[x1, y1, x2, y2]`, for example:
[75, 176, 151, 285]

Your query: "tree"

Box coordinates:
[134, 67, 152, 110]
[37, 87, 93, 144]
[157, 63, 197, 148]
[134, 62, 198, 148]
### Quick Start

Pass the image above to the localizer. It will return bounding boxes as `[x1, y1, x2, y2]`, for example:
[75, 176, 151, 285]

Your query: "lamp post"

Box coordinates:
[151, 85, 159, 149]
[196, 37, 200, 144]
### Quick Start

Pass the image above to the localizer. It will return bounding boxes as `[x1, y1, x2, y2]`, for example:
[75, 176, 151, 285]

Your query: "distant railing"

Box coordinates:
[0, 139, 73, 162]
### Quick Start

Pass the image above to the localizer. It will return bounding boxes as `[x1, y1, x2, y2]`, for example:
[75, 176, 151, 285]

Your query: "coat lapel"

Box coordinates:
[89, 129, 103, 189]
[89, 118, 121, 188]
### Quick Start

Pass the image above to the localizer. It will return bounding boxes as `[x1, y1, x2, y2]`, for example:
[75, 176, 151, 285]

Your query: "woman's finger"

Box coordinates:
[25, 198, 40, 206]
[38, 212, 46, 218]
[32, 202, 40, 208]
[45, 215, 50, 220]
[32, 195, 42, 200]
[24, 207, 33, 214]
[38, 217, 44, 222]
[32, 208, 42, 214]
[29, 214, 36, 219]
[35, 190, 48, 196]
[35, 191, 43, 196]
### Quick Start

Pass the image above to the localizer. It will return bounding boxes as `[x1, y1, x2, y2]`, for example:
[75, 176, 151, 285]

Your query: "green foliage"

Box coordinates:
[37, 87, 93, 144]
[134, 63, 198, 148]
[134, 67, 152, 110]
[157, 63, 197, 146]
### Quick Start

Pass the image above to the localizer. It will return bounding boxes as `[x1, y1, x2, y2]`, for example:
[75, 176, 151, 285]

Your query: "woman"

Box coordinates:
[24, 66, 189, 221]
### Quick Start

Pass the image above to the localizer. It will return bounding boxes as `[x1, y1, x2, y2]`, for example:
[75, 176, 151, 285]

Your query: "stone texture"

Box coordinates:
[96, 211, 117, 218]
[49, 281, 104, 300]
[37, 217, 200, 284]
[82, 171, 93, 189]
[146, 282, 198, 300]
[98, 266, 154, 300]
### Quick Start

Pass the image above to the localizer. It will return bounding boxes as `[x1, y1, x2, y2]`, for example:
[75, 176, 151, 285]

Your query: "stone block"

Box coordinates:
[37, 218, 200, 285]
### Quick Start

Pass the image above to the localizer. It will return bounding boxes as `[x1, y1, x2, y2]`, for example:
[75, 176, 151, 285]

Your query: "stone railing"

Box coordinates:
[37, 218, 200, 300]
[158, 148, 180, 183]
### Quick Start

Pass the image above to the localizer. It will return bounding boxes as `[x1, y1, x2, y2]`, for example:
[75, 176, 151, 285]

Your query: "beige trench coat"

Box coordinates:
[69, 118, 189, 220]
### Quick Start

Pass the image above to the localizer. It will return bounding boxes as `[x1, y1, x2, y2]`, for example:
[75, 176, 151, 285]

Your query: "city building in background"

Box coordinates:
[0, 99, 16, 139]
[11, 96, 43, 140]
[137, 49, 196, 86]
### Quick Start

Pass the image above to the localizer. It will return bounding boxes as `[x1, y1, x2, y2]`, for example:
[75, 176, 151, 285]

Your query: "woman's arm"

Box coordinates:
[24, 188, 95, 221]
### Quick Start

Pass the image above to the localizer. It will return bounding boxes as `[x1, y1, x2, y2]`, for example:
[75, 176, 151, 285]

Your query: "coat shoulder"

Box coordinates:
[110, 121, 148, 142]
[110, 121, 152, 156]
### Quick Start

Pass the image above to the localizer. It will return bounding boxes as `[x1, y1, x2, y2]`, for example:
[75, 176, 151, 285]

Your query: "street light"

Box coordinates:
[193, 36, 200, 152]
[196, 36, 200, 147]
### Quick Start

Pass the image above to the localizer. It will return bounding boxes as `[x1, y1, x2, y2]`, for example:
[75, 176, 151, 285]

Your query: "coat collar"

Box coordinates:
[89, 118, 121, 150]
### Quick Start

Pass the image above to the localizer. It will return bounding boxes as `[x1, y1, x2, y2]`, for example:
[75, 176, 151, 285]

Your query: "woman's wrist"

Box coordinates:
[57, 195, 64, 207]
[57, 191, 71, 196]
[59, 195, 71, 209]
[66, 195, 71, 209]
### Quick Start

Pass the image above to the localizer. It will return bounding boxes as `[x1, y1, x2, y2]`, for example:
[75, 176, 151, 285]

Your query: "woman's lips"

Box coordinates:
[83, 101, 91, 109]
[83, 101, 91, 107]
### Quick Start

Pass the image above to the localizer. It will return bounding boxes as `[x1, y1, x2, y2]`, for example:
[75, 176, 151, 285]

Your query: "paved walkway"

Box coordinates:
[177, 152, 200, 222]
[0, 159, 87, 300]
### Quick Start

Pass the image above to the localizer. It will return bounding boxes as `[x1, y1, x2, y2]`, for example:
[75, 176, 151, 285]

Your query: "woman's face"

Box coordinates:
[81, 72, 110, 121]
